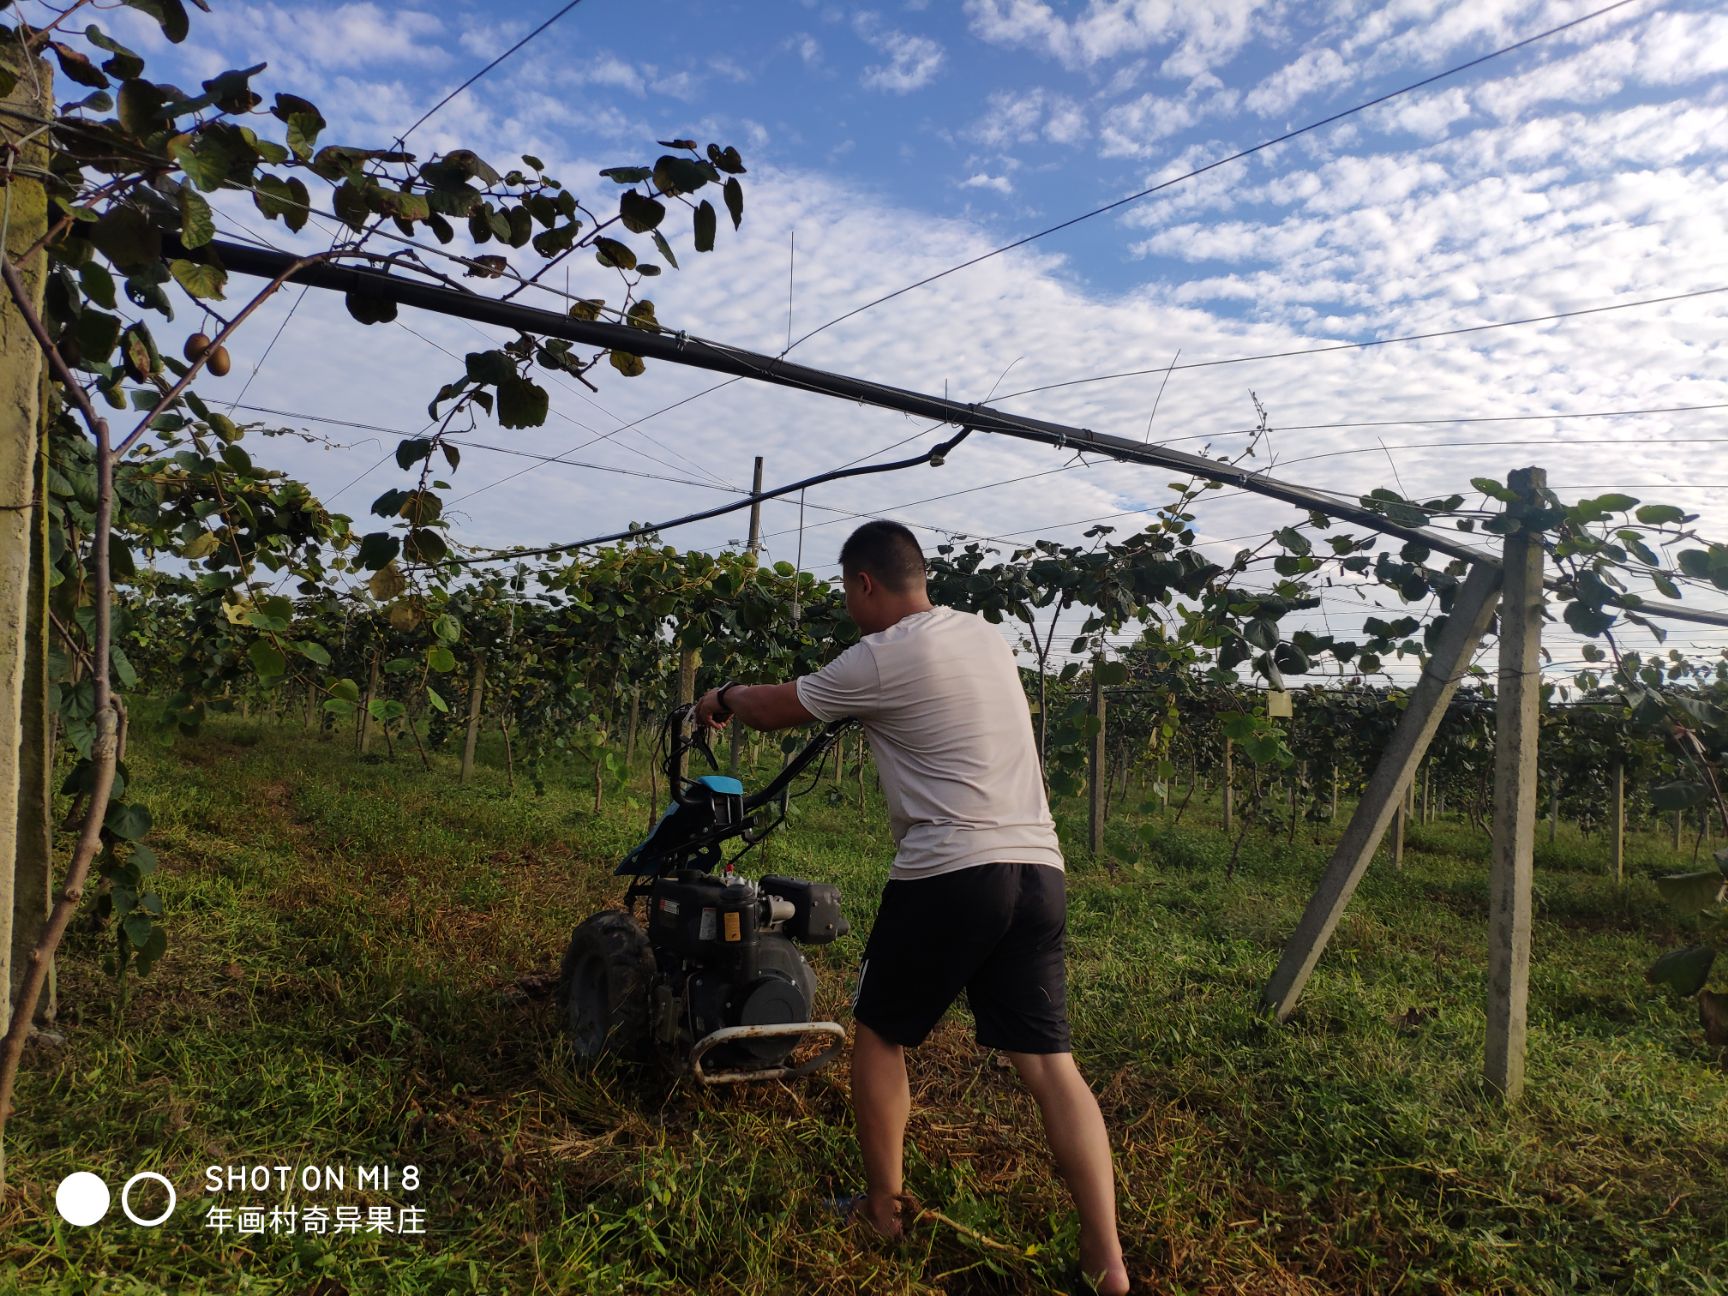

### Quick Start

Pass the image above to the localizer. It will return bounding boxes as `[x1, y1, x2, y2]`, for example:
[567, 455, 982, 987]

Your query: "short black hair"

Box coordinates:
[839, 520, 926, 593]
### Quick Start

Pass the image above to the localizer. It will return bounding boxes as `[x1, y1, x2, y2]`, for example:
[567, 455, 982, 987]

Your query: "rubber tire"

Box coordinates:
[557, 910, 654, 1063]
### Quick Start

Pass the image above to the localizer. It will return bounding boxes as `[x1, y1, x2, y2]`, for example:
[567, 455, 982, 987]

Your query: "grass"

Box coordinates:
[2, 712, 1725, 1295]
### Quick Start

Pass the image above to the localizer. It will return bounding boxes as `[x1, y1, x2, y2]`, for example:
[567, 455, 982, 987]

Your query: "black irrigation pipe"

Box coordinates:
[201, 238, 1728, 630]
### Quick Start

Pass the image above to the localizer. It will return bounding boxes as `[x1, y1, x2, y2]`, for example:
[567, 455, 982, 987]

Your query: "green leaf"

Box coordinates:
[1274, 527, 1310, 556]
[78, 262, 118, 311]
[651, 229, 679, 270]
[426, 686, 449, 714]
[178, 185, 215, 248]
[619, 190, 666, 233]
[122, 0, 191, 43]
[427, 645, 456, 673]
[652, 154, 713, 195]
[123, 912, 154, 949]
[497, 376, 549, 428]
[693, 199, 716, 253]
[1650, 781, 1708, 811]
[1243, 618, 1277, 651]
[297, 641, 333, 667]
[253, 174, 311, 232]
[344, 287, 398, 325]
[723, 176, 743, 230]
[599, 166, 652, 184]
[1563, 600, 1615, 637]
[50, 42, 110, 90]
[1095, 660, 1128, 685]
[609, 350, 645, 378]
[1634, 504, 1688, 526]
[594, 236, 637, 270]
[1647, 945, 1717, 996]
[1655, 870, 1726, 913]
[169, 259, 227, 301]
[403, 528, 448, 564]
[330, 677, 362, 703]
[396, 437, 436, 470]
[117, 78, 167, 135]
[369, 562, 407, 601]
[86, 26, 145, 79]
[433, 614, 460, 644]
[248, 640, 287, 678]
[356, 531, 400, 570]
[1590, 493, 1640, 514]
[91, 204, 161, 269]
[106, 801, 153, 841]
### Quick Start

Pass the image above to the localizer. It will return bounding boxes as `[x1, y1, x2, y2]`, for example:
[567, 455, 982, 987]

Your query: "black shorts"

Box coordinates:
[852, 862, 1071, 1054]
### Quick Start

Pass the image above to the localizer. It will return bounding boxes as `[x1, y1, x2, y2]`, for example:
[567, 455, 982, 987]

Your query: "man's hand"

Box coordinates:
[694, 687, 731, 731]
[695, 681, 818, 732]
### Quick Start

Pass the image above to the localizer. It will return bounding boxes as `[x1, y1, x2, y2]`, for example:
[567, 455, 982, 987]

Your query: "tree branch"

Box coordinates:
[115, 251, 338, 457]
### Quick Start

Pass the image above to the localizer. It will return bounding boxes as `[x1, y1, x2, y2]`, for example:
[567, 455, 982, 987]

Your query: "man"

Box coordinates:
[694, 520, 1129, 1296]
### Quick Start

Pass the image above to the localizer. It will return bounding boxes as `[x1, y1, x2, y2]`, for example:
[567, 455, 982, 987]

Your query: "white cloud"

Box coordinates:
[967, 88, 1088, 148]
[788, 32, 824, 67]
[962, 172, 1015, 194]
[1098, 91, 1196, 158]
[854, 14, 946, 92]
[1243, 46, 1347, 118]
[964, 0, 1272, 75]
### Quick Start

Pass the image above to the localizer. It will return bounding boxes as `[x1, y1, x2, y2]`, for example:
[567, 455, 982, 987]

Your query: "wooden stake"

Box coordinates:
[1485, 467, 1545, 1102]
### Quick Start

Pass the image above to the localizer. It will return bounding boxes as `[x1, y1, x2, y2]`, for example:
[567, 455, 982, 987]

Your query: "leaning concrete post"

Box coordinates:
[1263, 560, 1502, 1021]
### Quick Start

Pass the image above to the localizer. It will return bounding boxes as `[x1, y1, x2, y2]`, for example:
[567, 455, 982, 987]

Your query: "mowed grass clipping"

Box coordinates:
[2, 713, 1725, 1295]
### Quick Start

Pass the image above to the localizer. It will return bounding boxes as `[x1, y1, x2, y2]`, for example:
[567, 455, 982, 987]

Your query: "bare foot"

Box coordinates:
[1080, 1236, 1130, 1295]
[852, 1191, 912, 1240]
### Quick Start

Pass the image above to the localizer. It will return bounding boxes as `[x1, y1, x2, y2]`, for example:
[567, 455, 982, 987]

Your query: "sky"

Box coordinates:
[55, 0, 1728, 677]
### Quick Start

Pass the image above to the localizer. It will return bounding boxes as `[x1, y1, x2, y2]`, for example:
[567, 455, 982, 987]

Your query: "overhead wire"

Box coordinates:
[783, 0, 1647, 353]
[994, 287, 1728, 403]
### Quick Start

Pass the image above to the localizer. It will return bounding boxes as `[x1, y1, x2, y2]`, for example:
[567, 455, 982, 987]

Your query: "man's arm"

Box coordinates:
[695, 681, 815, 732]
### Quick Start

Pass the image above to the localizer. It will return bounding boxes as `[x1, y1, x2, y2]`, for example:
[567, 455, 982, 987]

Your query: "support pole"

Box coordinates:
[747, 456, 763, 553]
[1485, 467, 1546, 1102]
[1263, 560, 1502, 1021]
[1221, 739, 1234, 837]
[359, 651, 380, 754]
[2, 57, 53, 1034]
[1609, 762, 1624, 884]
[1392, 794, 1406, 870]
[460, 658, 485, 784]
[1548, 771, 1558, 845]
[1089, 657, 1107, 858]
[624, 686, 640, 770]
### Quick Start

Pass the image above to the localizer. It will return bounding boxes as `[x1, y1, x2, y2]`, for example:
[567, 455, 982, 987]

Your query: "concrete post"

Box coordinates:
[2, 55, 53, 1031]
[1088, 658, 1106, 858]
[1609, 762, 1624, 884]
[1222, 739, 1234, 836]
[1485, 467, 1546, 1102]
[459, 658, 485, 784]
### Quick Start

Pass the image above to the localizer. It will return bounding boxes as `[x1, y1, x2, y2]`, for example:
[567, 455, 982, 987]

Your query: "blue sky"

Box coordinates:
[56, 0, 1728, 669]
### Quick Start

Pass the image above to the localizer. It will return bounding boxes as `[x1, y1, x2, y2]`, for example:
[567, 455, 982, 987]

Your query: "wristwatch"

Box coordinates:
[714, 680, 740, 720]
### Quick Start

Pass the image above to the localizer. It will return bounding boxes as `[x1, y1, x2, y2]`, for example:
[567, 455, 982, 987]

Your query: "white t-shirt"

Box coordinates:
[795, 606, 1064, 880]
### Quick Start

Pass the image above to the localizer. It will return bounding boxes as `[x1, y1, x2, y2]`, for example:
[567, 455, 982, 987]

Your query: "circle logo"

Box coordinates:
[55, 1172, 110, 1226]
[120, 1172, 177, 1227]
